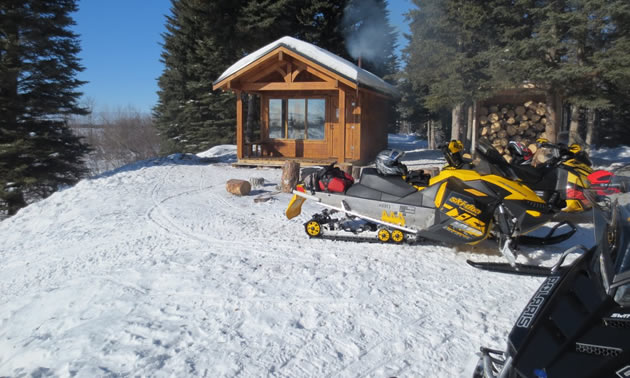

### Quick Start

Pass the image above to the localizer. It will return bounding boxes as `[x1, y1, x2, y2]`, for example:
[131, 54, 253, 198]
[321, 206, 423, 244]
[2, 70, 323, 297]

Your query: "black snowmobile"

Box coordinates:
[473, 132, 595, 214]
[473, 170, 630, 378]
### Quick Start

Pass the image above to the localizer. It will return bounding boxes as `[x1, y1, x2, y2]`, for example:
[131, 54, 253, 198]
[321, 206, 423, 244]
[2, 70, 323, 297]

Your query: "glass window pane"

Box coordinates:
[307, 99, 325, 140]
[288, 99, 305, 139]
[269, 99, 284, 139]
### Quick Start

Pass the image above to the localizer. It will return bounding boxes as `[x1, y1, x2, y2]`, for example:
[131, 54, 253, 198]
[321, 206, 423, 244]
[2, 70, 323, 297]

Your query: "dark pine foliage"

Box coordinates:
[154, 0, 242, 154]
[0, 0, 89, 216]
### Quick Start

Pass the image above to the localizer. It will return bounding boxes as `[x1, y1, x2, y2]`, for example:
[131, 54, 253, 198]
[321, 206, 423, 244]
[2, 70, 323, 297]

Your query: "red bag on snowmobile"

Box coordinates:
[318, 164, 354, 193]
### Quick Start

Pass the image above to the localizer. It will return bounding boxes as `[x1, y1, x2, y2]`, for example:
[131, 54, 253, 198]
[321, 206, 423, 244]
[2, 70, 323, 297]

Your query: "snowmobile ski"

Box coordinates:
[515, 220, 576, 246]
[465, 260, 558, 277]
[467, 244, 588, 276]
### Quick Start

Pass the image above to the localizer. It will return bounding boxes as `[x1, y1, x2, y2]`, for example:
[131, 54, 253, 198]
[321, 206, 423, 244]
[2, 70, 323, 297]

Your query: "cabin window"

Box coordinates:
[268, 98, 325, 140]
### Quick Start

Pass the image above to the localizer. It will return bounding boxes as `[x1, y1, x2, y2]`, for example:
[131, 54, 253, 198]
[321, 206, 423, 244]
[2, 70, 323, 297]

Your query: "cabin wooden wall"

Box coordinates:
[358, 92, 389, 164]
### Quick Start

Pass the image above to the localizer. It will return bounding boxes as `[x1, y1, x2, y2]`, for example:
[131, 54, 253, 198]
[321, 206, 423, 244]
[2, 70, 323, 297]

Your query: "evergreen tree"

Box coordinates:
[403, 0, 499, 140]
[295, 0, 350, 59]
[154, 0, 242, 154]
[0, 0, 89, 216]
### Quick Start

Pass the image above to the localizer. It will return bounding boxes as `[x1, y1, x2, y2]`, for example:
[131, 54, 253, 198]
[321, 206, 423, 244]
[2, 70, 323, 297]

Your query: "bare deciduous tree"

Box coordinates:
[70, 104, 161, 175]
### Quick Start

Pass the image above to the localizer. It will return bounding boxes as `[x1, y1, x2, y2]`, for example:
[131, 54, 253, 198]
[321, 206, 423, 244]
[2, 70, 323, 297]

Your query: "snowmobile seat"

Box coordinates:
[346, 168, 419, 202]
[510, 164, 555, 186]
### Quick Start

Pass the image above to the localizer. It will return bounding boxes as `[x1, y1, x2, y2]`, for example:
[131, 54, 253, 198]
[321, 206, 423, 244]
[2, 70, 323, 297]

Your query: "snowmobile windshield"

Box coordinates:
[557, 130, 587, 147]
[531, 145, 556, 167]
[531, 131, 588, 167]
[586, 166, 630, 292]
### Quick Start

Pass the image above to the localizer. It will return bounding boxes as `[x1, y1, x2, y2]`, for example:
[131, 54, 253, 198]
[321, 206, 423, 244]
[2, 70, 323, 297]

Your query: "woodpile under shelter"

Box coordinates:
[473, 87, 563, 161]
[213, 36, 399, 166]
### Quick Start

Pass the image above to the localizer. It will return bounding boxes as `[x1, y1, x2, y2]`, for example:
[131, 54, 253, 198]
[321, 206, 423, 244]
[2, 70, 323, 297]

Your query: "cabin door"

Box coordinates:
[345, 94, 359, 161]
[329, 94, 345, 161]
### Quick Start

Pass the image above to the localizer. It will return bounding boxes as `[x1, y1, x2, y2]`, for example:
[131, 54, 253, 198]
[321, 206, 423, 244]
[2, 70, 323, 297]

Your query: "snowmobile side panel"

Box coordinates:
[298, 190, 435, 233]
[432, 169, 546, 203]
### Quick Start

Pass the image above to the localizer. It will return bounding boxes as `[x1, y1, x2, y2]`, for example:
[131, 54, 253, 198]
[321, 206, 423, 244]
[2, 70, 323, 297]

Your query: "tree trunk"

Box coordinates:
[471, 101, 478, 157]
[451, 103, 463, 141]
[428, 120, 435, 150]
[545, 91, 560, 142]
[281, 161, 300, 193]
[5, 191, 27, 216]
[466, 105, 473, 149]
[585, 108, 597, 152]
[569, 104, 580, 144]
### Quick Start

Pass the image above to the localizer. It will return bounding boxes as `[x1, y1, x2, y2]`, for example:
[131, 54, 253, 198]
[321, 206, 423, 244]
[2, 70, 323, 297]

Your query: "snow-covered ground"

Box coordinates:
[0, 135, 602, 377]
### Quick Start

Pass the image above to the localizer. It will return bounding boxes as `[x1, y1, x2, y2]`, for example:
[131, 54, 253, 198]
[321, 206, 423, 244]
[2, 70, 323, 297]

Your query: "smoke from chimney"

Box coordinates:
[342, 0, 392, 67]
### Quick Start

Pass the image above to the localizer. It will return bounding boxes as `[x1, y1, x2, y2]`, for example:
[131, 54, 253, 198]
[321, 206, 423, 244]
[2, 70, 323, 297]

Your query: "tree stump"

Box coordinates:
[249, 177, 265, 188]
[281, 161, 300, 193]
[226, 179, 251, 196]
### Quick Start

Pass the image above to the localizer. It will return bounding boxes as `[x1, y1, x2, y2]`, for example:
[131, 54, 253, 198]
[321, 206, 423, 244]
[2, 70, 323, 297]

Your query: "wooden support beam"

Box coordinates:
[241, 82, 340, 91]
[278, 51, 284, 61]
[338, 89, 346, 163]
[291, 67, 304, 82]
[236, 91, 244, 159]
[247, 63, 285, 83]
[305, 66, 336, 83]
[275, 67, 287, 80]
[285, 62, 292, 83]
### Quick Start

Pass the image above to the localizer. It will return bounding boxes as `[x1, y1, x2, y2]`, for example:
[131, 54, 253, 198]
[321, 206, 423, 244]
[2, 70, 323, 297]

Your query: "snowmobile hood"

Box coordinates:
[505, 246, 630, 377]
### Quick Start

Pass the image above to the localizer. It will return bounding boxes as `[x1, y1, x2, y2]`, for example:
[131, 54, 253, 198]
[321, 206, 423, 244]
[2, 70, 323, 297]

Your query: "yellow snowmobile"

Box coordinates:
[285, 145, 575, 265]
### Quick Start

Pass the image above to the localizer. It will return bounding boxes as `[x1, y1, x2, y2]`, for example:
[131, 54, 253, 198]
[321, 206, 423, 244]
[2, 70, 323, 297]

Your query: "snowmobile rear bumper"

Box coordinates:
[473, 347, 512, 378]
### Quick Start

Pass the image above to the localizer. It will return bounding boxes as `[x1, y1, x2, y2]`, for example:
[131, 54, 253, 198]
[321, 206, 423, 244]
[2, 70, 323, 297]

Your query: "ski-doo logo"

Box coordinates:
[448, 197, 482, 216]
[516, 276, 560, 328]
[617, 366, 630, 378]
[611, 313, 630, 319]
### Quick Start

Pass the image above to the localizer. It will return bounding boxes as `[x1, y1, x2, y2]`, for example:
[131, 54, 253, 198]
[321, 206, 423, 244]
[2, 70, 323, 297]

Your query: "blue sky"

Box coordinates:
[72, 0, 413, 114]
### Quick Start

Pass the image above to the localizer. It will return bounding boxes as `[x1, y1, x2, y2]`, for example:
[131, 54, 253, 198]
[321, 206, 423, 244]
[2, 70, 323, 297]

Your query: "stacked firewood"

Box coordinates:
[478, 101, 547, 162]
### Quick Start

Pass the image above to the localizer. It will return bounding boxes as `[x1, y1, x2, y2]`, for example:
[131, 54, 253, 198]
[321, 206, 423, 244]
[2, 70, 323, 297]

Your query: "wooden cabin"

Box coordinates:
[213, 36, 399, 166]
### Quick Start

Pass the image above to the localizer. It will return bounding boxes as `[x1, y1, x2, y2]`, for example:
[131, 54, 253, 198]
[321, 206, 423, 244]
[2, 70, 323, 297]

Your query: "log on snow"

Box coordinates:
[226, 179, 252, 196]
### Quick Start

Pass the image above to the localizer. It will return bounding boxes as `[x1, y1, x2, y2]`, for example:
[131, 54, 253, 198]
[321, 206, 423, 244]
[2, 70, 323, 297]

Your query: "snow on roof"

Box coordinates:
[215, 36, 399, 98]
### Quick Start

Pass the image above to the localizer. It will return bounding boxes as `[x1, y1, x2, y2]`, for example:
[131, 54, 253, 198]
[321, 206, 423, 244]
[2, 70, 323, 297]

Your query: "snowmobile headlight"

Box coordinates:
[614, 283, 630, 307]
